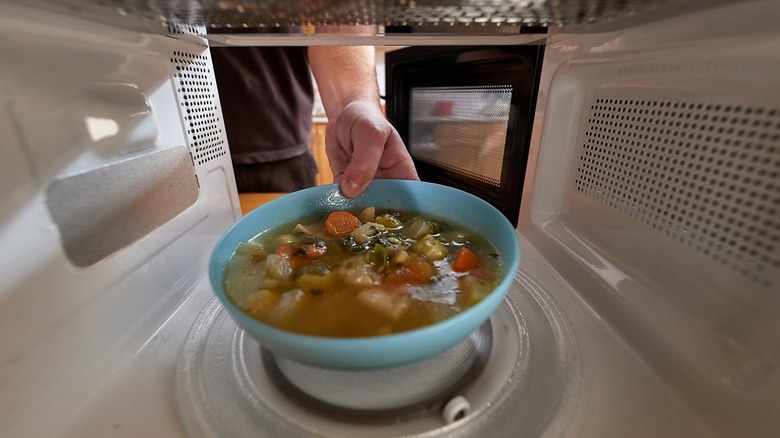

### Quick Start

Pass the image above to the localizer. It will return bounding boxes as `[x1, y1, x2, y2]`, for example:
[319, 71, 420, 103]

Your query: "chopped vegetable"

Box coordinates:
[244, 289, 279, 317]
[234, 242, 266, 263]
[265, 253, 294, 280]
[452, 247, 479, 272]
[405, 219, 432, 239]
[366, 243, 389, 272]
[375, 214, 402, 229]
[303, 243, 326, 258]
[350, 222, 386, 244]
[384, 253, 435, 285]
[357, 289, 411, 320]
[338, 255, 379, 286]
[359, 207, 376, 223]
[458, 275, 493, 307]
[340, 236, 365, 252]
[275, 244, 311, 269]
[301, 235, 327, 257]
[325, 211, 362, 237]
[405, 219, 442, 240]
[410, 234, 449, 261]
[296, 270, 336, 294]
[293, 223, 313, 235]
[223, 250, 266, 308]
[390, 250, 410, 266]
[271, 289, 306, 319]
[377, 233, 406, 254]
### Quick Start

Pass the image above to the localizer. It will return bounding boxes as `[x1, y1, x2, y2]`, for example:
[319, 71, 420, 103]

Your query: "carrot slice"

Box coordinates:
[384, 255, 435, 285]
[452, 247, 479, 272]
[275, 244, 310, 269]
[325, 211, 362, 237]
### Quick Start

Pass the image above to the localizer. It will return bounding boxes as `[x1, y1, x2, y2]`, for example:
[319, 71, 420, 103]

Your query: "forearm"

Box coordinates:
[307, 46, 380, 120]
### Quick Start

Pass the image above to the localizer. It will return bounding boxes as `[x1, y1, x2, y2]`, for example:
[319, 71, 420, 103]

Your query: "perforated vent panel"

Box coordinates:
[70, 0, 672, 28]
[166, 21, 205, 36]
[171, 48, 227, 166]
[575, 98, 780, 286]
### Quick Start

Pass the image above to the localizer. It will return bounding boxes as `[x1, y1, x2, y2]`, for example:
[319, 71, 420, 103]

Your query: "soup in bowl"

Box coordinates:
[209, 180, 520, 370]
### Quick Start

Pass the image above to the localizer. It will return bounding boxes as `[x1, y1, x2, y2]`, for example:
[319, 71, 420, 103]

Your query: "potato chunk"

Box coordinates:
[358, 206, 376, 223]
[224, 245, 267, 308]
[357, 289, 411, 320]
[265, 254, 293, 281]
[295, 270, 336, 294]
[458, 275, 494, 307]
[272, 289, 306, 319]
[234, 242, 266, 262]
[244, 289, 280, 317]
[338, 256, 379, 287]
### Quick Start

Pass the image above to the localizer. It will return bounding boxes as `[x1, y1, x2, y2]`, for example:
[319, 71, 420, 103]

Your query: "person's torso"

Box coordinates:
[211, 46, 314, 163]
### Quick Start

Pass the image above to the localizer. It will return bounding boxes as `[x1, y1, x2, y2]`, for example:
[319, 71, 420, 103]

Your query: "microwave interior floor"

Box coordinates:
[58, 235, 710, 437]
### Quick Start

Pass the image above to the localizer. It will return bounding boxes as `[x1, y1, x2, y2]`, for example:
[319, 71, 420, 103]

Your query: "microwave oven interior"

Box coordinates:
[386, 45, 545, 226]
[1, 0, 779, 437]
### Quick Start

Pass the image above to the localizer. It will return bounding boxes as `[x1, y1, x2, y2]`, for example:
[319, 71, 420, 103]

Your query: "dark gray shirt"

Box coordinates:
[211, 46, 314, 164]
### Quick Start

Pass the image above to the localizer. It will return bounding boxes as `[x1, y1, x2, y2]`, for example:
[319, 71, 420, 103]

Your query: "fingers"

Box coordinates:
[326, 101, 418, 198]
[340, 112, 389, 197]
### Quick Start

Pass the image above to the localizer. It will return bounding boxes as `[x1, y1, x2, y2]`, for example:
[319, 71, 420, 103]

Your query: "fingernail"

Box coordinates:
[343, 179, 364, 198]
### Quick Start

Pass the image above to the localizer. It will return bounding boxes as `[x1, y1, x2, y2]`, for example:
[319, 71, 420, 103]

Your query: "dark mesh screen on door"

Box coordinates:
[408, 86, 512, 188]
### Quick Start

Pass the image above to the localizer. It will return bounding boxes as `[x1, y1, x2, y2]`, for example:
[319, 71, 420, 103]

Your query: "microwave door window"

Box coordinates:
[409, 86, 512, 189]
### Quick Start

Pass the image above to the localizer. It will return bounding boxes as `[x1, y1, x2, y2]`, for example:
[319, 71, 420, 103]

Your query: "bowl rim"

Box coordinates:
[209, 180, 520, 367]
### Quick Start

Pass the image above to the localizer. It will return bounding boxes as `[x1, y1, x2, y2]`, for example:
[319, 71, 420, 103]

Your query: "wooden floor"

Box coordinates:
[311, 123, 333, 186]
[238, 193, 286, 215]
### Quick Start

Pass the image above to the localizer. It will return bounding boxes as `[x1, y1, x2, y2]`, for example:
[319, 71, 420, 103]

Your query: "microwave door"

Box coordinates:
[386, 45, 545, 227]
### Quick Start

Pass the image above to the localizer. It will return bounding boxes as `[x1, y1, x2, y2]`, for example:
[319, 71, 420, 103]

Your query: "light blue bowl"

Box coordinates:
[209, 180, 520, 370]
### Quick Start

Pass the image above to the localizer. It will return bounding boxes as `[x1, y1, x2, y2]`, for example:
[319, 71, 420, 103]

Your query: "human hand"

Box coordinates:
[326, 100, 419, 198]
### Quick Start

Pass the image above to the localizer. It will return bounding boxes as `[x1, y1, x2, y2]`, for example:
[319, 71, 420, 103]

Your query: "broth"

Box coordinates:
[223, 208, 502, 337]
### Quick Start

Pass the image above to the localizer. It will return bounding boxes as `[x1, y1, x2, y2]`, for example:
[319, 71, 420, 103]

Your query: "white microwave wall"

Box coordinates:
[523, 1, 780, 432]
[0, 4, 241, 436]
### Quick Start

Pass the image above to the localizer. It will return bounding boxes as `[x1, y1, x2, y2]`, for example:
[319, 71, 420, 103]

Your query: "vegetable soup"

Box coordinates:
[223, 207, 503, 337]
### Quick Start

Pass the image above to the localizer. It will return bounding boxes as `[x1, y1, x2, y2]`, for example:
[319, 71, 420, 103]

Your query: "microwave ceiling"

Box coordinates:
[10, 0, 722, 43]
